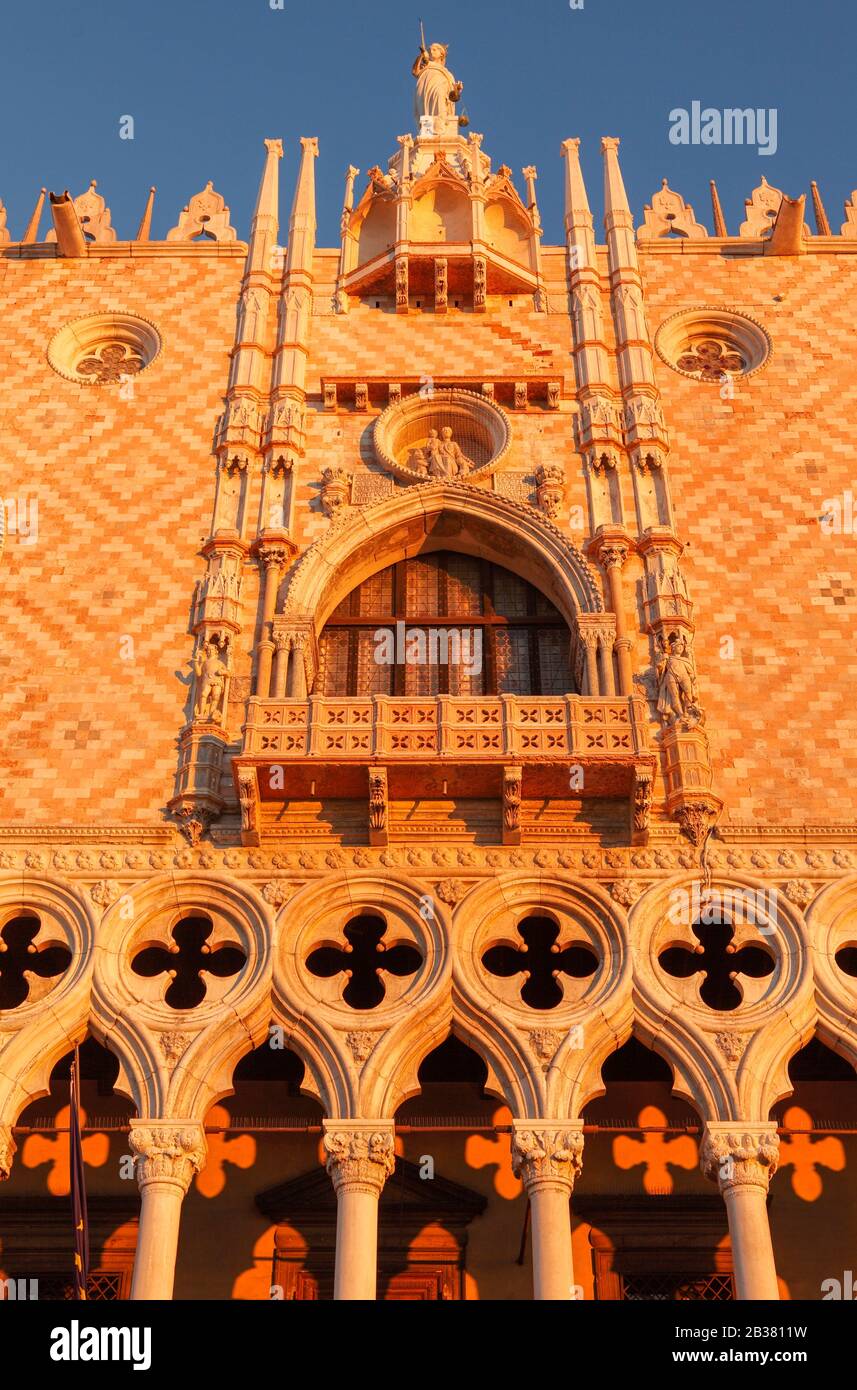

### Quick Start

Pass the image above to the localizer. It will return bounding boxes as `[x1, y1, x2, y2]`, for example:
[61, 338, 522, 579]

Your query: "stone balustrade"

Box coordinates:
[241, 693, 650, 761]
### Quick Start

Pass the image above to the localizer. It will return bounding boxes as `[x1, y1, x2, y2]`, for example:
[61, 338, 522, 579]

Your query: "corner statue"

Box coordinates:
[412, 39, 463, 123]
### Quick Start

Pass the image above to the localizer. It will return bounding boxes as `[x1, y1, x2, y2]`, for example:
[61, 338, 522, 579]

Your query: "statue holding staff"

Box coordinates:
[412, 26, 463, 123]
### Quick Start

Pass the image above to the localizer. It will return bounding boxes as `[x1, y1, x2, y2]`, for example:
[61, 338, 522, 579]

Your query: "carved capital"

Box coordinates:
[129, 1121, 207, 1193]
[675, 798, 720, 848]
[700, 1124, 780, 1195]
[0, 1125, 17, 1180]
[511, 1122, 584, 1191]
[599, 543, 628, 571]
[259, 545, 290, 572]
[323, 1122, 396, 1196]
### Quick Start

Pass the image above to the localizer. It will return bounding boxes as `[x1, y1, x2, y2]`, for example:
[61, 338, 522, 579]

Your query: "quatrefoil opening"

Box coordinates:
[481, 915, 598, 1009]
[659, 918, 774, 1012]
[0, 914, 72, 1009]
[306, 913, 422, 1010]
[131, 914, 247, 1010]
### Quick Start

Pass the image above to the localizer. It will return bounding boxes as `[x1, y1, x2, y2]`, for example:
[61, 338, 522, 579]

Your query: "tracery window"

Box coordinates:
[315, 551, 574, 697]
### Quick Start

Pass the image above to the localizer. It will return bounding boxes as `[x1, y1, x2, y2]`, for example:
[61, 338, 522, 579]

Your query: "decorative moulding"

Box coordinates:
[46, 310, 162, 386]
[654, 307, 771, 383]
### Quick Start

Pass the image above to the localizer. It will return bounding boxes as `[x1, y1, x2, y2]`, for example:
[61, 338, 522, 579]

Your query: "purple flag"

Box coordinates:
[69, 1045, 89, 1300]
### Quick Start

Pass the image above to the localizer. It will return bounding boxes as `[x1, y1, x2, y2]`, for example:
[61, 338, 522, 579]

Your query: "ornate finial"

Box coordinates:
[22, 188, 47, 244]
[810, 181, 831, 236]
[709, 179, 727, 236]
[135, 186, 156, 242]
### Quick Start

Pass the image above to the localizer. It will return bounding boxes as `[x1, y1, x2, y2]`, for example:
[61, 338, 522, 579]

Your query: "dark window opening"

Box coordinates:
[316, 551, 574, 697]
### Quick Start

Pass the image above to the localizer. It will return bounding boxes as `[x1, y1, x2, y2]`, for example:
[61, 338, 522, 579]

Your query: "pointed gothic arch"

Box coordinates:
[280, 481, 604, 640]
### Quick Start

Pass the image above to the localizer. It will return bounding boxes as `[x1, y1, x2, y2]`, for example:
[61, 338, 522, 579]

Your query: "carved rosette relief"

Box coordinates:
[323, 1125, 397, 1195]
[699, 1127, 780, 1195]
[511, 1123, 585, 1190]
[129, 1123, 207, 1193]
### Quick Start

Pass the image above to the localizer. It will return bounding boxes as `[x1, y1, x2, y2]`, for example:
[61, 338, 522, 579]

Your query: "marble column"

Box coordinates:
[129, 1121, 207, 1301]
[581, 630, 600, 697]
[271, 633, 291, 698]
[599, 541, 634, 696]
[700, 1123, 780, 1301]
[289, 632, 308, 700]
[254, 545, 287, 698]
[323, 1121, 396, 1301]
[512, 1121, 584, 1301]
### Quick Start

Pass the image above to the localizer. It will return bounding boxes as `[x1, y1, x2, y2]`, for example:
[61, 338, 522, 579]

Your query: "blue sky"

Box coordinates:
[1, 0, 852, 245]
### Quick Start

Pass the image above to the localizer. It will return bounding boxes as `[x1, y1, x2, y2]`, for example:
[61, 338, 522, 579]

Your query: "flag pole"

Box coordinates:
[69, 1044, 89, 1300]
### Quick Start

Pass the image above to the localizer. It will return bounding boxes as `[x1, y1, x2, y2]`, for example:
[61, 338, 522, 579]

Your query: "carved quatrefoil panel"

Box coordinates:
[47, 312, 162, 386]
[654, 308, 771, 383]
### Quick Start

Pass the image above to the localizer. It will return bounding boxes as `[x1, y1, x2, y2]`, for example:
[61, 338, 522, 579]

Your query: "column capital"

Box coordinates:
[0, 1124, 16, 1180]
[700, 1123, 780, 1195]
[323, 1121, 396, 1197]
[511, 1121, 585, 1191]
[588, 526, 634, 570]
[129, 1120, 207, 1195]
[256, 532, 295, 569]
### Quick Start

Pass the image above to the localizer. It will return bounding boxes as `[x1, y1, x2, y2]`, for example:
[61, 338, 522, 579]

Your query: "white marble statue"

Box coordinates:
[412, 42, 463, 122]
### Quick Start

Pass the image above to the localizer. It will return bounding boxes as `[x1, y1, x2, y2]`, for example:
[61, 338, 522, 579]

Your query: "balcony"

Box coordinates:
[235, 695, 655, 847]
[242, 693, 650, 763]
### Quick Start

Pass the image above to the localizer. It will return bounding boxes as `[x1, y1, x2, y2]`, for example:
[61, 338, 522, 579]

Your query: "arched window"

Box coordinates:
[316, 551, 575, 697]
